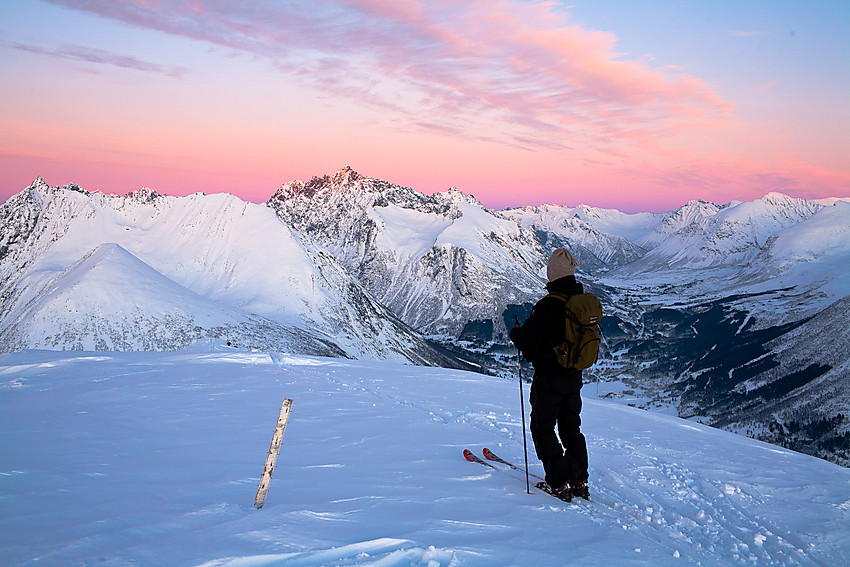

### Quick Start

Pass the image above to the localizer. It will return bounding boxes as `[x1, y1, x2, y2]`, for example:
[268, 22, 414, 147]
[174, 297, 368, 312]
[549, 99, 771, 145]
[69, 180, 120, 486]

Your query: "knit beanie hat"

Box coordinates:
[547, 248, 579, 281]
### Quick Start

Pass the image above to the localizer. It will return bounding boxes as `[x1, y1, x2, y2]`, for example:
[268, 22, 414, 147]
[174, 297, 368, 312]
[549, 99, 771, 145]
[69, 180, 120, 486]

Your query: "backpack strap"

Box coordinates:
[545, 292, 582, 326]
[544, 292, 575, 346]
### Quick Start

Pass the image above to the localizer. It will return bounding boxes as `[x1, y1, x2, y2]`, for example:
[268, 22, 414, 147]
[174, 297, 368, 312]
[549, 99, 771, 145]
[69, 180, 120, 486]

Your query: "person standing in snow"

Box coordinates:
[510, 248, 590, 501]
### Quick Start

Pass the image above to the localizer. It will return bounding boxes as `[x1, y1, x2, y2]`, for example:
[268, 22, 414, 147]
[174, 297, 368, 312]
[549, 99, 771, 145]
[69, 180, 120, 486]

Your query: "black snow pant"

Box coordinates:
[529, 372, 589, 489]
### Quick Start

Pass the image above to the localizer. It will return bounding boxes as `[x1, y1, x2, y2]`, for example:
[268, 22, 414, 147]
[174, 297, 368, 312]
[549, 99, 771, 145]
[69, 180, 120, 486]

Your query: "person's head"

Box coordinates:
[546, 248, 579, 281]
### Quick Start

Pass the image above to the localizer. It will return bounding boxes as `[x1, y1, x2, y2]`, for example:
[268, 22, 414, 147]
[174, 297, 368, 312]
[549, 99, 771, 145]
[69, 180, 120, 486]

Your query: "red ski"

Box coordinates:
[483, 447, 544, 481]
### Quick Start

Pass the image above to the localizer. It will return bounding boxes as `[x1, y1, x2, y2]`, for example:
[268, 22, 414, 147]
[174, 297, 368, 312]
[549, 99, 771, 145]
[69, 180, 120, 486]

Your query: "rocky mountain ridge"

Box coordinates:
[268, 166, 545, 340]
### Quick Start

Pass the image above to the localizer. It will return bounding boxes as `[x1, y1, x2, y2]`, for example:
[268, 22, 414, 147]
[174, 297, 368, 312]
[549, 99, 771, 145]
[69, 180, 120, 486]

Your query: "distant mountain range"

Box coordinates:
[1, 168, 847, 466]
[0, 178, 471, 368]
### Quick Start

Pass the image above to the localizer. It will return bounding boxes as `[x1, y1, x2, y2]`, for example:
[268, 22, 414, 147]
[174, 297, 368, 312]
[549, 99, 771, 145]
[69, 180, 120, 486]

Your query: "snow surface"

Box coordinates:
[369, 203, 453, 262]
[25, 189, 328, 324]
[2, 343, 849, 566]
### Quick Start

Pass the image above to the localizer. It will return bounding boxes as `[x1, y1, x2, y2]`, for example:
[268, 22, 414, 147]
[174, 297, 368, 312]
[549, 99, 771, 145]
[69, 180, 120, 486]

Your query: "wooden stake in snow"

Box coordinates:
[254, 398, 293, 509]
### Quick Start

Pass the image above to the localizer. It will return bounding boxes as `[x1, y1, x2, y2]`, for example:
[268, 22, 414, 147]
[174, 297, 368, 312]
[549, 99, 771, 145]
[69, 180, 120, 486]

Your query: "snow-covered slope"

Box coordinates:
[498, 204, 649, 273]
[0, 179, 465, 365]
[2, 346, 848, 566]
[0, 242, 343, 355]
[615, 192, 824, 273]
[268, 167, 545, 340]
[501, 194, 829, 279]
[741, 201, 850, 296]
[634, 199, 725, 249]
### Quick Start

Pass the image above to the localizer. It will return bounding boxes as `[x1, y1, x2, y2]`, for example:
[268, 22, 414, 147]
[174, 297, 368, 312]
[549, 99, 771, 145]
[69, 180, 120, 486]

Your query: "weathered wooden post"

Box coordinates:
[254, 398, 293, 509]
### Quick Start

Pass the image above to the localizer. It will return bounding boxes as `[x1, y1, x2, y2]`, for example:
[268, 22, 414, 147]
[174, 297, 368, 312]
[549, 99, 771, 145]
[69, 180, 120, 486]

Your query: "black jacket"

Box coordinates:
[510, 275, 584, 390]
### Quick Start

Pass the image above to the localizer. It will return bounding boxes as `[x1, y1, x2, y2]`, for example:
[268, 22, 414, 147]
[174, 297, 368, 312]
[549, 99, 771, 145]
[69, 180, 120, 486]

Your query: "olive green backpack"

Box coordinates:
[547, 292, 602, 370]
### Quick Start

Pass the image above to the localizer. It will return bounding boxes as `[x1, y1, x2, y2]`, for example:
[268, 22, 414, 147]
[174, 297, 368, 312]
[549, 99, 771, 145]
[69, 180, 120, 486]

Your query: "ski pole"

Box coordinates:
[515, 316, 530, 494]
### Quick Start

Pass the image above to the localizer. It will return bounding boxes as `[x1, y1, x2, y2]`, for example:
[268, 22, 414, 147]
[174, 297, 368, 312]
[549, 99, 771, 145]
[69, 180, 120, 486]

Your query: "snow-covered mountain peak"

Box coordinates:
[125, 186, 161, 202]
[25, 177, 158, 209]
[22, 177, 86, 197]
[0, 241, 272, 352]
[635, 198, 722, 248]
[17, 177, 83, 208]
[432, 186, 485, 209]
[27, 176, 52, 195]
[331, 164, 364, 186]
[272, 166, 483, 222]
[0, 180, 473, 365]
[680, 198, 722, 216]
[743, 200, 850, 292]
[269, 168, 544, 338]
[729, 191, 822, 221]
[761, 191, 802, 204]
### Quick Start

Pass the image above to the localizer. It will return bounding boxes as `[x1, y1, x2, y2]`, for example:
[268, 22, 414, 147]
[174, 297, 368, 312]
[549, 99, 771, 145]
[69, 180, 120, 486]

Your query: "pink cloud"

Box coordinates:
[46, 0, 735, 154]
[347, 1, 734, 129]
[5, 41, 189, 78]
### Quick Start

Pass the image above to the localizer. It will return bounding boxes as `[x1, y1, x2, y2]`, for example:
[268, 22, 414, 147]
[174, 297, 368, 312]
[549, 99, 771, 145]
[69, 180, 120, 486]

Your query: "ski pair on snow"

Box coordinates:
[463, 447, 540, 478]
[463, 448, 577, 503]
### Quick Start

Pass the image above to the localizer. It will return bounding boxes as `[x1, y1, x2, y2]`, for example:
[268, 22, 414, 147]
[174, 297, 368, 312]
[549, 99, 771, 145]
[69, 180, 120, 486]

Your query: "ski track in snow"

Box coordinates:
[1, 345, 849, 566]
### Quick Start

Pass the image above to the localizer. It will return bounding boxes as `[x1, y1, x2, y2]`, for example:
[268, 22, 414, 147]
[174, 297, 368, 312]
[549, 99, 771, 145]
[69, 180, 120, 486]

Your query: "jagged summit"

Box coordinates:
[332, 164, 364, 185]
[27, 176, 51, 193]
[125, 187, 161, 202]
[20, 177, 76, 203]
[25, 177, 140, 202]
[268, 167, 543, 338]
[278, 166, 365, 198]
[271, 166, 483, 214]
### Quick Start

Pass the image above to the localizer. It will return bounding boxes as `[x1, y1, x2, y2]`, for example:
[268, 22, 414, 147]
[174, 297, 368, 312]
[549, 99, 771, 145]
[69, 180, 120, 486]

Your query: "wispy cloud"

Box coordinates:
[46, 0, 735, 152]
[6, 41, 190, 78]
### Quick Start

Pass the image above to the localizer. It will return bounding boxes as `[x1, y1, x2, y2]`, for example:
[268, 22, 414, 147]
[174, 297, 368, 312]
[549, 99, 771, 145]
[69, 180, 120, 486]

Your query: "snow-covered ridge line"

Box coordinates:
[0, 176, 473, 367]
[268, 166, 546, 339]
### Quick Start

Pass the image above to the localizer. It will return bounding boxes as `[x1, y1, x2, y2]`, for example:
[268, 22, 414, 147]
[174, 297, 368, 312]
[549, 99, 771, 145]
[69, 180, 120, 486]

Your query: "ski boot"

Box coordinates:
[571, 481, 590, 500]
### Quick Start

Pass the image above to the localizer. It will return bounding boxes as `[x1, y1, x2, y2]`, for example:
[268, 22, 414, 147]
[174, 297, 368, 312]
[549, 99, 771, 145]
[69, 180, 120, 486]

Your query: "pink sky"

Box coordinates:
[1, 0, 848, 212]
